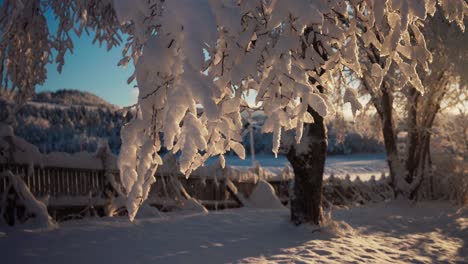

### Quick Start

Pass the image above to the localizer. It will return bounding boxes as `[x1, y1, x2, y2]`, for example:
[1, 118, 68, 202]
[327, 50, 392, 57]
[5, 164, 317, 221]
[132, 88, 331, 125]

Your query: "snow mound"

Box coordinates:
[247, 180, 284, 209]
[0, 123, 43, 165]
[320, 210, 355, 237]
[1, 170, 57, 229]
[135, 203, 163, 219]
[179, 198, 208, 214]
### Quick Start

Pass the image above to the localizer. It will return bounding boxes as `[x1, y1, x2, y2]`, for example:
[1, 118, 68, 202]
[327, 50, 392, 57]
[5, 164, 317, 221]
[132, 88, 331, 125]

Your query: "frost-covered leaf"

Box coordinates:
[344, 88, 363, 117]
[307, 93, 328, 117]
[301, 112, 315, 123]
[230, 141, 245, 160]
[219, 154, 225, 168]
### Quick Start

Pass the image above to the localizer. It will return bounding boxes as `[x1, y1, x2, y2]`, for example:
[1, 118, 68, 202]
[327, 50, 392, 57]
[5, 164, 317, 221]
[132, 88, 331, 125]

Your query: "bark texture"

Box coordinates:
[287, 107, 327, 225]
[368, 81, 445, 199]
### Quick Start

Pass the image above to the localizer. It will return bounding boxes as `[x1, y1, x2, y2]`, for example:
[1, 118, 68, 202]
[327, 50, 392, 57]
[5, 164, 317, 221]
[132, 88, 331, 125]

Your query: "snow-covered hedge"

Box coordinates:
[322, 174, 394, 208]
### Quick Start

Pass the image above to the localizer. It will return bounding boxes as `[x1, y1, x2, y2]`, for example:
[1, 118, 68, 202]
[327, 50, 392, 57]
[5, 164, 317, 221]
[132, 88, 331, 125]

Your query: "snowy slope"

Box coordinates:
[0, 90, 127, 154]
[1, 201, 465, 263]
[32, 90, 118, 109]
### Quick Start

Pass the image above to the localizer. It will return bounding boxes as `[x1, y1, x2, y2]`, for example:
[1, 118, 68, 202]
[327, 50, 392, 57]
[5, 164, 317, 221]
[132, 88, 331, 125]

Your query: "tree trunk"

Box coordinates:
[378, 83, 401, 196]
[406, 84, 443, 199]
[408, 133, 431, 200]
[405, 87, 420, 184]
[378, 85, 431, 199]
[287, 107, 327, 226]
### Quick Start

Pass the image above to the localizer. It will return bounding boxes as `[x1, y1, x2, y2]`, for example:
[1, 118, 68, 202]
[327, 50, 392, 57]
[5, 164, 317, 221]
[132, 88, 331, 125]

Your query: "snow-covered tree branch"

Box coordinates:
[0, 0, 121, 102]
[1, 0, 465, 222]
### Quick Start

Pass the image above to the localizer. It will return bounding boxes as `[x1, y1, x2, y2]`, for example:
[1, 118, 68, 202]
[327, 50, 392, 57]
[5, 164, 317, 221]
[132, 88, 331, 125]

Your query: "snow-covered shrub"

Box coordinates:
[422, 152, 467, 205]
[322, 174, 393, 207]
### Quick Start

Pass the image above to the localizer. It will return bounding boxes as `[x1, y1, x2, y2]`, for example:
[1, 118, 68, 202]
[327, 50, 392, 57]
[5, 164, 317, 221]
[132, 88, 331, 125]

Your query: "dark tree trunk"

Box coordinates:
[405, 87, 420, 184]
[428, 142, 434, 199]
[378, 83, 400, 195]
[287, 107, 327, 226]
[408, 132, 431, 200]
[285, 25, 329, 226]
[362, 45, 402, 196]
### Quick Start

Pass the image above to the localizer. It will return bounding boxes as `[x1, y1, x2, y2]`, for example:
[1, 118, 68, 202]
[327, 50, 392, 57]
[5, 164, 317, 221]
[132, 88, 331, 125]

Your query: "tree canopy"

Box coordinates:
[1, 0, 466, 220]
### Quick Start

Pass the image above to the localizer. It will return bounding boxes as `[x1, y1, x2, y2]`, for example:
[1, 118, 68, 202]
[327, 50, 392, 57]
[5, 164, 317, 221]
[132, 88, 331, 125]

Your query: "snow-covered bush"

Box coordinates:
[322, 174, 393, 207]
[419, 152, 468, 205]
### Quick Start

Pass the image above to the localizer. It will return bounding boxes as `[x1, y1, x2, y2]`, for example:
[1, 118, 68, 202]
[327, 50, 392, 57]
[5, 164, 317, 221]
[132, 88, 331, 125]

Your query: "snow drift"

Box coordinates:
[247, 180, 285, 209]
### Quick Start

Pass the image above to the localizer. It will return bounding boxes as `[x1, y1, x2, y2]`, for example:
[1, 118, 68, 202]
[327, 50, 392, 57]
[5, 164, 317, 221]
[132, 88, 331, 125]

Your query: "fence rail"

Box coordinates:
[0, 163, 114, 198]
[0, 163, 290, 213]
[0, 162, 394, 224]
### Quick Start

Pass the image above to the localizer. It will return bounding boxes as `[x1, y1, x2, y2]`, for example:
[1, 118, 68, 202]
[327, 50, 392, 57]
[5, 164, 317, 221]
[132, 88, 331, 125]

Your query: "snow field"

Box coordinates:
[1, 201, 465, 264]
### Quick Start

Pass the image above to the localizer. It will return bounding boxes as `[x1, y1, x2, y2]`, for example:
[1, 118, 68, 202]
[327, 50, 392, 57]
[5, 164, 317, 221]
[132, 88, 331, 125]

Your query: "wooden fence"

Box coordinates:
[0, 163, 291, 215]
[0, 163, 114, 198]
[1, 162, 394, 224]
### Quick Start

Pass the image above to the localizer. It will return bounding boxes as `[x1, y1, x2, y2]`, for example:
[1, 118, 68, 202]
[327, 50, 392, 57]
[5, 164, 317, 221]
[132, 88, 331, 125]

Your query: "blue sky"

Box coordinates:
[37, 12, 137, 107]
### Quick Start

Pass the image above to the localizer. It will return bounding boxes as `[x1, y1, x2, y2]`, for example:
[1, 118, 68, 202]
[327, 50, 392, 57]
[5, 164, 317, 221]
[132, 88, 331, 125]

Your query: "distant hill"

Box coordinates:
[0, 90, 129, 154]
[0, 89, 383, 156]
[32, 89, 117, 109]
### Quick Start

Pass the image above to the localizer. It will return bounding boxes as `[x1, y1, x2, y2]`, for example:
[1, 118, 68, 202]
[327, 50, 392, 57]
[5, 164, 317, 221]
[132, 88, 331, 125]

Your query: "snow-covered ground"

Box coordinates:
[1, 201, 466, 263]
[216, 153, 388, 180]
[324, 153, 388, 180]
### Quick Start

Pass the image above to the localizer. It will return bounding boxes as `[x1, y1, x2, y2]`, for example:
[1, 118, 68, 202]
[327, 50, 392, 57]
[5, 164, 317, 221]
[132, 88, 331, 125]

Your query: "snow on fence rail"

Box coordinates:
[0, 161, 290, 212]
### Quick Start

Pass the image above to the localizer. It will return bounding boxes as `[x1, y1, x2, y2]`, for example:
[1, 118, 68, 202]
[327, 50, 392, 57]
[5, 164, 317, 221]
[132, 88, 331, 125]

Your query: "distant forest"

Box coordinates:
[0, 90, 384, 155]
